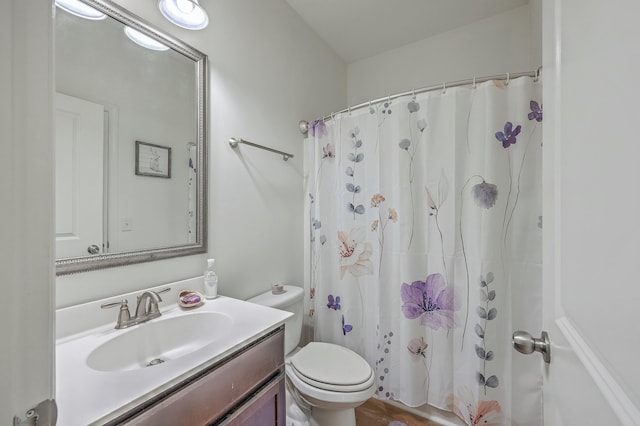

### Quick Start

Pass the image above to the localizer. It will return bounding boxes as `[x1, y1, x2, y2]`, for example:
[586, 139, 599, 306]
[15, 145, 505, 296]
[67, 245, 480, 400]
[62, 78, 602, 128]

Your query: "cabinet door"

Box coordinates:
[219, 374, 285, 426]
[120, 328, 284, 426]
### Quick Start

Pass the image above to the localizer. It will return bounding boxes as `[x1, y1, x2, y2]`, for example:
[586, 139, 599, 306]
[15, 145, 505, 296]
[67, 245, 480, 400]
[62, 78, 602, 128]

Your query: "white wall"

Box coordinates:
[56, 0, 346, 307]
[347, 4, 538, 106]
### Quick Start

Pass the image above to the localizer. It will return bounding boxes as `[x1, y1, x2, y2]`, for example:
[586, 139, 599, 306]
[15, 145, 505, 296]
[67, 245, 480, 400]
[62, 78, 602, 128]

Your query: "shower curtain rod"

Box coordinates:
[299, 67, 541, 133]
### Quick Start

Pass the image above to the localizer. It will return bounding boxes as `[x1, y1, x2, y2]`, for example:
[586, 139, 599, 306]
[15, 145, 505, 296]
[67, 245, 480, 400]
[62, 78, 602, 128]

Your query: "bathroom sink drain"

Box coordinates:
[146, 358, 166, 367]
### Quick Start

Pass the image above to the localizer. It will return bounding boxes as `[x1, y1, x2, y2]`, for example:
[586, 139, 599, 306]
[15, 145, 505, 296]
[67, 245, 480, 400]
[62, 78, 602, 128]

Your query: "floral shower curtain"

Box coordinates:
[187, 143, 197, 244]
[304, 76, 543, 425]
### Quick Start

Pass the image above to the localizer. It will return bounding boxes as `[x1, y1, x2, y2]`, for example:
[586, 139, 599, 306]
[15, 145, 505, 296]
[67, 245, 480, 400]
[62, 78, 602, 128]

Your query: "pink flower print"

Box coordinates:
[371, 193, 386, 207]
[338, 227, 373, 279]
[388, 208, 398, 223]
[322, 143, 335, 158]
[401, 273, 458, 331]
[407, 337, 428, 359]
[449, 387, 505, 426]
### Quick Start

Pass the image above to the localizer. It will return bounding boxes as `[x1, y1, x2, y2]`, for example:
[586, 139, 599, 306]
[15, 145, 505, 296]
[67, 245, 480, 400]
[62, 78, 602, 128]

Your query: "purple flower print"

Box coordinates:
[472, 182, 498, 209]
[327, 294, 341, 310]
[401, 273, 458, 330]
[495, 122, 521, 148]
[309, 120, 327, 138]
[342, 315, 353, 335]
[528, 100, 543, 122]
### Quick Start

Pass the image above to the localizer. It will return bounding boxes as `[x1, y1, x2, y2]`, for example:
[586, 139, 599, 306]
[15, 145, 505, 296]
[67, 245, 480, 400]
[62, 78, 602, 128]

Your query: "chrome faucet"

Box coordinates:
[101, 288, 170, 329]
[134, 290, 165, 321]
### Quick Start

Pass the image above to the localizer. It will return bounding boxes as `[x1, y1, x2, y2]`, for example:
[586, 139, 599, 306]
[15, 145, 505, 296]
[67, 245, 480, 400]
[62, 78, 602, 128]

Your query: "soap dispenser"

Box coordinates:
[204, 258, 218, 299]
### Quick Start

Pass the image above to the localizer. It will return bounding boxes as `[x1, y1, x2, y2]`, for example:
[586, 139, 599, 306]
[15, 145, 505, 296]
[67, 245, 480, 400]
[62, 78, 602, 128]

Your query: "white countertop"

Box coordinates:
[56, 294, 291, 425]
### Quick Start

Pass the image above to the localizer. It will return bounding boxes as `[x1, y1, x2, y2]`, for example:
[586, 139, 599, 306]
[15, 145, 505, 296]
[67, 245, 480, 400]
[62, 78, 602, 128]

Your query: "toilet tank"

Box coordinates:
[247, 285, 304, 355]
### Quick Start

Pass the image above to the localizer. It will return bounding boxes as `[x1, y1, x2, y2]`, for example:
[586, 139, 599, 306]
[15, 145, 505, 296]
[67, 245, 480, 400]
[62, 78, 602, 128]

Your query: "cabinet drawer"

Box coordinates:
[117, 327, 284, 426]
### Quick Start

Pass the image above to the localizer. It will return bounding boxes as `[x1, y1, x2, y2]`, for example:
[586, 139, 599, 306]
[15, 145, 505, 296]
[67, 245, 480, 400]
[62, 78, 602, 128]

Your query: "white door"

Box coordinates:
[55, 93, 105, 258]
[540, 0, 640, 424]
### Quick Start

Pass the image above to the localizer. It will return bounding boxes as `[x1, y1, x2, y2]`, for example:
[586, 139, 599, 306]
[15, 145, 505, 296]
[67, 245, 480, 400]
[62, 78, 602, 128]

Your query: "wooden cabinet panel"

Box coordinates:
[113, 327, 284, 426]
[218, 372, 285, 426]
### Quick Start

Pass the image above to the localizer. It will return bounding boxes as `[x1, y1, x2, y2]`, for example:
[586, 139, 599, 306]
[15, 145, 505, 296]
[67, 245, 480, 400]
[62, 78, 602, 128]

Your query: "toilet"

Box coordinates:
[248, 285, 375, 426]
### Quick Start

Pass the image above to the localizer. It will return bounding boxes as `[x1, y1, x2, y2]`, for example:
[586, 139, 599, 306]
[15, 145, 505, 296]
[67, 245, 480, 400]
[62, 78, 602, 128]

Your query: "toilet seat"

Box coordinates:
[288, 342, 374, 392]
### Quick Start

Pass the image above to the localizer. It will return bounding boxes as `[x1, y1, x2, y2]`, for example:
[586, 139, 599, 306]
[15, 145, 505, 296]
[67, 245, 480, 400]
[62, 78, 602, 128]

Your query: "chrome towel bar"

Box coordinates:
[228, 137, 294, 161]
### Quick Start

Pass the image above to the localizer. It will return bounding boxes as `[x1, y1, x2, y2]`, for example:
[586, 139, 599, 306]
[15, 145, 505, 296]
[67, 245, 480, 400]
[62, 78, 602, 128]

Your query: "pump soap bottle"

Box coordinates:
[204, 258, 218, 299]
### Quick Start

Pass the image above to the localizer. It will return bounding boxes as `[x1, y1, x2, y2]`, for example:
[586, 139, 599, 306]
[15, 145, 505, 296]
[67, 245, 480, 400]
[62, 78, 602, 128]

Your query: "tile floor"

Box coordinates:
[355, 398, 441, 426]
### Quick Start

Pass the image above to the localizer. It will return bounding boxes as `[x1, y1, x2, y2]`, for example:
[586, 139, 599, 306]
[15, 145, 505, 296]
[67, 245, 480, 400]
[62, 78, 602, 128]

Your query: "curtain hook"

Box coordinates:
[442, 82, 446, 94]
[505, 72, 510, 86]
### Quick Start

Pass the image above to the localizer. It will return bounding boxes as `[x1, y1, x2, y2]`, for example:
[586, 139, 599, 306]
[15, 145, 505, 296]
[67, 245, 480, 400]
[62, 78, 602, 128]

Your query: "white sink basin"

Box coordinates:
[86, 311, 233, 372]
[56, 292, 292, 426]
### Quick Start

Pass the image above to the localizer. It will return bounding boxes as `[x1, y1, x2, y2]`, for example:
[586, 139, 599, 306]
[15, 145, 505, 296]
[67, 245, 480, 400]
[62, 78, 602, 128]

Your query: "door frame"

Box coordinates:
[0, 0, 56, 422]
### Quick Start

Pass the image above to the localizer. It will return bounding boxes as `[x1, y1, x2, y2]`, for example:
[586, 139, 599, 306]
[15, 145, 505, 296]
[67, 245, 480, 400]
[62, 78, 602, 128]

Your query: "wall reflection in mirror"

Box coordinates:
[55, 0, 207, 275]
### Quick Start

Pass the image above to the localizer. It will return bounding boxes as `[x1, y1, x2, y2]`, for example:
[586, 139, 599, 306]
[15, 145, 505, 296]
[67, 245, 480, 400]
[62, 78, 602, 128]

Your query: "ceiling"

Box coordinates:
[285, 0, 529, 63]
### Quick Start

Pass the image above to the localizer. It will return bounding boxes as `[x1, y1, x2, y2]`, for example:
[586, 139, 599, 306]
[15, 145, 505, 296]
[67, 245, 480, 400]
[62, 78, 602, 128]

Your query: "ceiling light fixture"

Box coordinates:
[124, 27, 170, 51]
[158, 0, 209, 30]
[55, 0, 106, 20]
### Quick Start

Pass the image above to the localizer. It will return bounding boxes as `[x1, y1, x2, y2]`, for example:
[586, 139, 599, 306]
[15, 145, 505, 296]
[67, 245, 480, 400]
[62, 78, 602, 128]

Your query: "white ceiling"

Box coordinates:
[285, 0, 529, 63]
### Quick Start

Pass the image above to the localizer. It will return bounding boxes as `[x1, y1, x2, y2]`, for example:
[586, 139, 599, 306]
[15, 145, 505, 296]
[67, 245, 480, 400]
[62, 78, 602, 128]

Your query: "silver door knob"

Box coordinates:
[512, 331, 551, 364]
[87, 244, 100, 254]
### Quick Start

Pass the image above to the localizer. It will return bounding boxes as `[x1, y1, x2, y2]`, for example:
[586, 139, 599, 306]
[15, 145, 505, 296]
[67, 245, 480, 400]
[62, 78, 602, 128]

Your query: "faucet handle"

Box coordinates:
[101, 299, 129, 309]
[156, 287, 171, 300]
[101, 299, 132, 329]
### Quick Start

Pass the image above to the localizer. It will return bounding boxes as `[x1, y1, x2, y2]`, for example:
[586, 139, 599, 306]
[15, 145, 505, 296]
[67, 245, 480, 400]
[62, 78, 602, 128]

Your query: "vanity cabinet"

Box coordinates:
[111, 327, 285, 426]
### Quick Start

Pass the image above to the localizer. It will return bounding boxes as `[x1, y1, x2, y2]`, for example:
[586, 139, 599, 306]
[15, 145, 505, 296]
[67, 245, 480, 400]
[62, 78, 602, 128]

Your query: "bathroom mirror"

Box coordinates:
[55, 0, 208, 275]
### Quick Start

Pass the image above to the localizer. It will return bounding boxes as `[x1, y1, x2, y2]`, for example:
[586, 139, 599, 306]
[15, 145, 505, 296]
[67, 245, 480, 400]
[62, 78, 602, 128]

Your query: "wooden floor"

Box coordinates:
[355, 398, 441, 426]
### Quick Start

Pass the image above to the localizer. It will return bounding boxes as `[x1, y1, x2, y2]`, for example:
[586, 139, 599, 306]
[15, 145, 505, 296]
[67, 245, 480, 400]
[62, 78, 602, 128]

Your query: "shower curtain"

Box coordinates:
[187, 143, 197, 244]
[304, 76, 543, 425]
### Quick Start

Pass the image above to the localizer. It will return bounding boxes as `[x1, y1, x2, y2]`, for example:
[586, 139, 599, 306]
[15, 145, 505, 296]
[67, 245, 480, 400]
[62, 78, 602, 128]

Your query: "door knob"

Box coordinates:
[87, 244, 100, 254]
[512, 331, 551, 364]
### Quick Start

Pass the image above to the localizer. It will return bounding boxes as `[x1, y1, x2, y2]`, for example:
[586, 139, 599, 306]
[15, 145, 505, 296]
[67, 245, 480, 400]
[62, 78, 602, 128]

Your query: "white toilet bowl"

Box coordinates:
[247, 287, 374, 426]
[286, 342, 375, 426]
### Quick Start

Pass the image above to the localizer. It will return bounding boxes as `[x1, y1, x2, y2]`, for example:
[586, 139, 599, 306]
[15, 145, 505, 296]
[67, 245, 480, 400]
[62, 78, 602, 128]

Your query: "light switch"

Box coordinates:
[121, 217, 132, 232]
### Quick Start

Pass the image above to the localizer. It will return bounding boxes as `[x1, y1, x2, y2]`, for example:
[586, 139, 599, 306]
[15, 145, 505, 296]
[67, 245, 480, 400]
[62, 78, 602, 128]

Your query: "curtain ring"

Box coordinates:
[535, 66, 542, 82]
[387, 95, 391, 104]
[348, 106, 352, 116]
[412, 89, 416, 100]
[472, 76, 477, 89]
[505, 72, 510, 86]
[442, 82, 446, 94]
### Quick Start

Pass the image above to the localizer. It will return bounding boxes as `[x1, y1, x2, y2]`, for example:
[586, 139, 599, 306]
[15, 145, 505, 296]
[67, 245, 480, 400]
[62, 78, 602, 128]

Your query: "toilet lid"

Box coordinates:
[289, 342, 373, 391]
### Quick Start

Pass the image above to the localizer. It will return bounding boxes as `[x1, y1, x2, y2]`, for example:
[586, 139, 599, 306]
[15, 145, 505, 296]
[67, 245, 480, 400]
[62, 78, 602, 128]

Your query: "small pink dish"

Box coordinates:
[178, 290, 204, 308]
